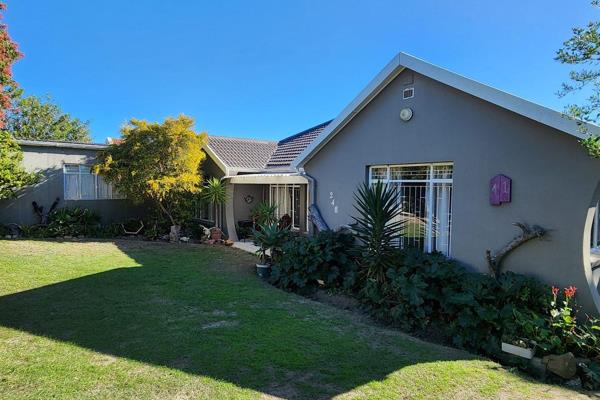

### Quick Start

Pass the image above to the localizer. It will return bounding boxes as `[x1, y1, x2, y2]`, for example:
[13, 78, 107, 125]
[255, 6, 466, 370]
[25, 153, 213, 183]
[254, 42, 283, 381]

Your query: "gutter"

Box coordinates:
[298, 168, 317, 235]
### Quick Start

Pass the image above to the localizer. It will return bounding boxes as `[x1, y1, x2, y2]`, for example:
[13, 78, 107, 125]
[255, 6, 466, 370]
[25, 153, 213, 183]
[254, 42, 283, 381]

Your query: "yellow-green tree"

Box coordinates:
[94, 115, 207, 231]
[0, 130, 39, 199]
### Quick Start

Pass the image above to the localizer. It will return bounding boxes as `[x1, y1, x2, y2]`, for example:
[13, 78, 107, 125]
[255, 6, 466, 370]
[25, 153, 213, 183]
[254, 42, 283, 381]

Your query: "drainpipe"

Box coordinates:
[299, 167, 316, 235]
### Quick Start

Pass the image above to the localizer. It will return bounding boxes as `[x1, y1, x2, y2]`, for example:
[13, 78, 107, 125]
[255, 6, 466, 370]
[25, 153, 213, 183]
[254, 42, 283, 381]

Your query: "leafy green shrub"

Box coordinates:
[510, 286, 600, 359]
[270, 230, 357, 293]
[19, 224, 50, 238]
[358, 249, 550, 356]
[46, 207, 101, 237]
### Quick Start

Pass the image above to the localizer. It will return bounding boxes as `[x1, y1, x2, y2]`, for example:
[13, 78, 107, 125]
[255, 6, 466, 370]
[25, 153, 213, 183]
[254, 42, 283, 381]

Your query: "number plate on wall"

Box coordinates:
[490, 174, 511, 206]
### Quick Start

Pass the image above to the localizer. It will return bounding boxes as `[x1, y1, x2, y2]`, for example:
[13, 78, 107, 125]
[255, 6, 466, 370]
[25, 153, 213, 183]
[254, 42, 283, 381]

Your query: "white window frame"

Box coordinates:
[368, 162, 453, 256]
[63, 164, 123, 201]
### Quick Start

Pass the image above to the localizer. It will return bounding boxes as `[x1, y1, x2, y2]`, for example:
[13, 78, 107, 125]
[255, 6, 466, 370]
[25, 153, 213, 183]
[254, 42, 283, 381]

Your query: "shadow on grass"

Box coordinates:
[0, 240, 479, 399]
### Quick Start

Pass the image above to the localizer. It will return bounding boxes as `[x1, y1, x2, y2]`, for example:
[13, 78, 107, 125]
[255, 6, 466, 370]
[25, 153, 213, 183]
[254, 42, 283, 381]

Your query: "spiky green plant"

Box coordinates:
[252, 223, 289, 264]
[200, 177, 228, 227]
[352, 181, 404, 284]
[250, 202, 278, 226]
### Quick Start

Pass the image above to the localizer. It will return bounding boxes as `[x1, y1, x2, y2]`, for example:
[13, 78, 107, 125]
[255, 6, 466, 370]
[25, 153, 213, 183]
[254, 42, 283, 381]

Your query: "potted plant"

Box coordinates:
[252, 223, 288, 278]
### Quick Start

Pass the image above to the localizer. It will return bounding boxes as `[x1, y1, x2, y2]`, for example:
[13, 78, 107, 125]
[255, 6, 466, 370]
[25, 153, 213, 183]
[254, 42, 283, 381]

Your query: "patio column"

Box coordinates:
[225, 182, 238, 241]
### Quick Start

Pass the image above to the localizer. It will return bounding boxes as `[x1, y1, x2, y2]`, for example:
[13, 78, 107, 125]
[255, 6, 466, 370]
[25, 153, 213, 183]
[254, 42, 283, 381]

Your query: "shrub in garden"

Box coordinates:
[352, 181, 404, 285]
[46, 207, 101, 237]
[358, 249, 550, 355]
[270, 230, 357, 293]
[252, 223, 293, 265]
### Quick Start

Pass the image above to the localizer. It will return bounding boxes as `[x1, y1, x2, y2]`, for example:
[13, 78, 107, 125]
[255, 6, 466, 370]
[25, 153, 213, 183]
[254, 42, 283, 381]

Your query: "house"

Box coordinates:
[0, 140, 144, 225]
[201, 121, 330, 239]
[2, 52, 599, 313]
[290, 52, 600, 314]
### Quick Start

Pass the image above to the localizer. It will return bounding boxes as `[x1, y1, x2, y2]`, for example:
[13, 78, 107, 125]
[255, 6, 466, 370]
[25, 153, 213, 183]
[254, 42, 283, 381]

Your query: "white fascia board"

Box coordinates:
[293, 55, 405, 169]
[293, 52, 600, 168]
[203, 144, 230, 176]
[227, 174, 308, 185]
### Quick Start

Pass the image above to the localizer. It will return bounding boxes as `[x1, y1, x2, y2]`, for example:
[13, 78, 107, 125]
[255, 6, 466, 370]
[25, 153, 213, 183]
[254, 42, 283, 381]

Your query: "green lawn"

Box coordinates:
[0, 240, 592, 399]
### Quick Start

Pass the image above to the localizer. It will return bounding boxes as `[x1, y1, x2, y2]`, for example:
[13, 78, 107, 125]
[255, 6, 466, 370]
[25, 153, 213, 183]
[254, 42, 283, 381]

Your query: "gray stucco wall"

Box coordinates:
[304, 70, 600, 313]
[233, 184, 265, 223]
[0, 145, 144, 225]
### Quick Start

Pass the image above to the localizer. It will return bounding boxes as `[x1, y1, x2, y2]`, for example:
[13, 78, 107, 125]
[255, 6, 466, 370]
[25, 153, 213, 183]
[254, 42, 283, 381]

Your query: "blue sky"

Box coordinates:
[6, 1, 596, 143]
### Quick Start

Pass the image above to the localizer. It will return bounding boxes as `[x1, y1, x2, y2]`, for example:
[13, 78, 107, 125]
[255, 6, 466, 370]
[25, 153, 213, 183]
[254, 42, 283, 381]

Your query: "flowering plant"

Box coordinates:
[550, 286, 577, 333]
[549, 285, 600, 359]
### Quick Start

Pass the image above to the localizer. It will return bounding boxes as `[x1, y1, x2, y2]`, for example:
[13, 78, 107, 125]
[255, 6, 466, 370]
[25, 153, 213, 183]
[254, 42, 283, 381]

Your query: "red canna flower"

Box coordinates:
[564, 286, 577, 298]
[552, 286, 559, 296]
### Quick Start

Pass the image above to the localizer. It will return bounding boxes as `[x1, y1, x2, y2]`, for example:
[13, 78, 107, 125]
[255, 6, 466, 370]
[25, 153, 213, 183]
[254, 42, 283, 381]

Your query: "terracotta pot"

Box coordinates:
[209, 228, 223, 241]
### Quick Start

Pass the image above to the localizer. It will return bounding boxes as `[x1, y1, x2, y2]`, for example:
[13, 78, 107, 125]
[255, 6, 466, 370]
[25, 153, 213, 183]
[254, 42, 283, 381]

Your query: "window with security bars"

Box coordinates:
[369, 163, 453, 256]
[63, 164, 124, 200]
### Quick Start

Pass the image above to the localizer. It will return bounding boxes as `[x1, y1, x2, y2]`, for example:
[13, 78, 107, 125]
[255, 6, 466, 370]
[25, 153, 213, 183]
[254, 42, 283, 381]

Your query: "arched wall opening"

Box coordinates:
[584, 180, 600, 313]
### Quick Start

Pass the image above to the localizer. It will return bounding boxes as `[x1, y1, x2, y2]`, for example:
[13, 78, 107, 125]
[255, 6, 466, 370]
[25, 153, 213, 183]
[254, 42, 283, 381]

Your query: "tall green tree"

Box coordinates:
[0, 130, 38, 199]
[93, 115, 207, 230]
[556, 0, 600, 158]
[7, 94, 91, 142]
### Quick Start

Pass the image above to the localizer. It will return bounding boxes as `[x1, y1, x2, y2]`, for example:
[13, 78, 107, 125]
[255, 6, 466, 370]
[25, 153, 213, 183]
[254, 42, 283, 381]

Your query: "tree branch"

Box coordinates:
[486, 222, 546, 279]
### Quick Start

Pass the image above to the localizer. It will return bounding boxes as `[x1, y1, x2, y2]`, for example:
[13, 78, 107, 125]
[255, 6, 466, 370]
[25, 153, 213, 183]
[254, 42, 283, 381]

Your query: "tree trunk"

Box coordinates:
[169, 225, 181, 242]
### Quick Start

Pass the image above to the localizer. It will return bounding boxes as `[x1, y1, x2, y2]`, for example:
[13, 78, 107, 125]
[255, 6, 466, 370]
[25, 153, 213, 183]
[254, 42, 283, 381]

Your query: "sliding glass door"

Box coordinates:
[269, 184, 302, 229]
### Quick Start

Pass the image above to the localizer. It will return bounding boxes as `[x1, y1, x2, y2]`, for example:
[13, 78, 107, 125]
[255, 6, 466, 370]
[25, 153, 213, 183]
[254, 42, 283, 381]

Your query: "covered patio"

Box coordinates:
[223, 173, 309, 242]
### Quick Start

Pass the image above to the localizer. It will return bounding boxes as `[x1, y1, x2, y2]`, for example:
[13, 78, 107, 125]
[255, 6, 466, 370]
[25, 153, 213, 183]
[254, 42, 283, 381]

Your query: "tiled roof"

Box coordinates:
[207, 136, 277, 170]
[266, 121, 332, 169]
[206, 120, 331, 172]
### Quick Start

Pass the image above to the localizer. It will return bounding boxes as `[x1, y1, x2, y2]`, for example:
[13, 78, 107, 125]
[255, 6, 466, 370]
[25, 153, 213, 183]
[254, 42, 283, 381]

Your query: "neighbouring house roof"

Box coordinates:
[205, 121, 331, 174]
[16, 139, 108, 150]
[293, 52, 600, 169]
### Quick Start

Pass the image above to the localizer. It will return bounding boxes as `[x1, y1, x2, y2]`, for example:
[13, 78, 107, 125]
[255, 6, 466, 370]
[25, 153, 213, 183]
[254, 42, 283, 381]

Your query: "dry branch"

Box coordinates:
[486, 222, 546, 278]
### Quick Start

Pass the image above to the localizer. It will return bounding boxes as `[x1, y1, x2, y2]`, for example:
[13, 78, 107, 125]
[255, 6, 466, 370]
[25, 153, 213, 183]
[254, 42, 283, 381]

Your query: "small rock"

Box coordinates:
[64, 235, 72, 239]
[543, 352, 577, 379]
[529, 357, 547, 379]
[180, 236, 190, 243]
[565, 377, 582, 388]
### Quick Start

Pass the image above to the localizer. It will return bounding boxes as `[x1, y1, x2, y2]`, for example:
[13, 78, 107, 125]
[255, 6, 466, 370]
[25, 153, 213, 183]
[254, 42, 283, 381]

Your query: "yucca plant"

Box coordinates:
[250, 202, 278, 227]
[200, 177, 228, 228]
[352, 181, 404, 284]
[252, 222, 289, 265]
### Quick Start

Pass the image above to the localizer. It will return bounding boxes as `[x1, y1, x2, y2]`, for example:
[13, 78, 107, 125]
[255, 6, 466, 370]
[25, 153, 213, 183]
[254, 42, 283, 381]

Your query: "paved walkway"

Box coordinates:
[232, 240, 259, 254]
